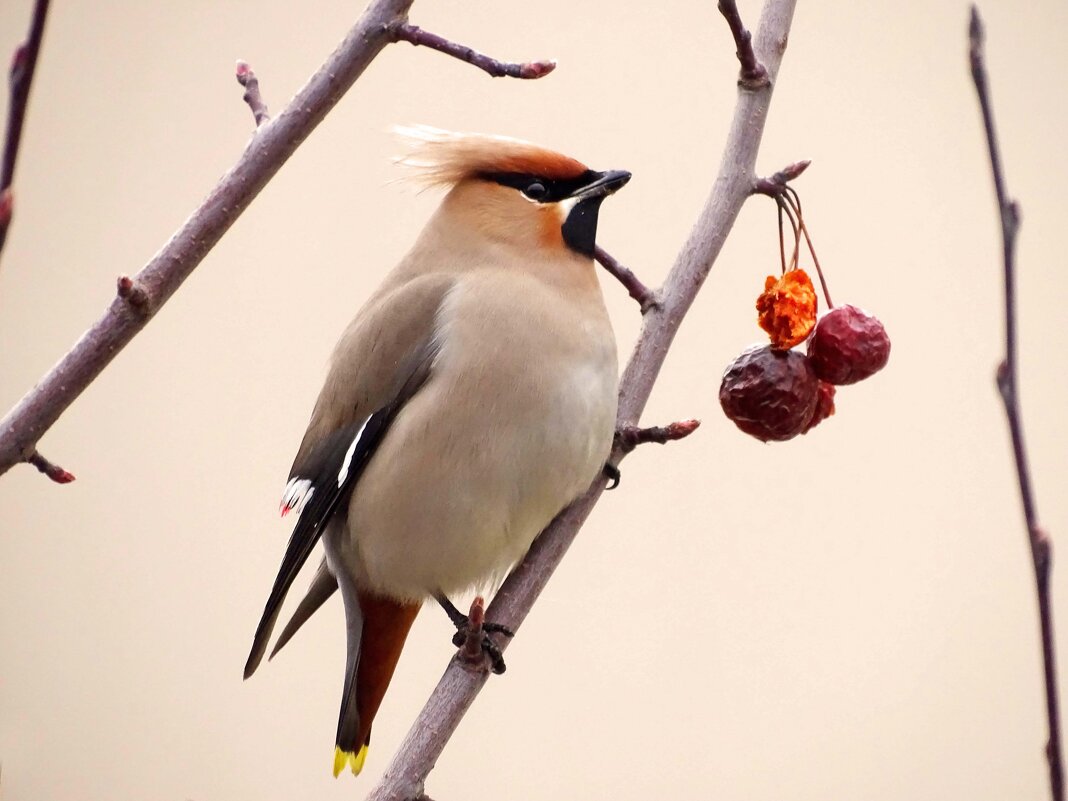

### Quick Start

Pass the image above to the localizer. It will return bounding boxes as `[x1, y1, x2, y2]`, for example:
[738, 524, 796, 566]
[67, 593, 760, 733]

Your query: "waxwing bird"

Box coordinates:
[244, 126, 628, 777]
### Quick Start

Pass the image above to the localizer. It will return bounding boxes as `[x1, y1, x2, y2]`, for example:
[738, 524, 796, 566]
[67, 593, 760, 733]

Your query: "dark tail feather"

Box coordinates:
[244, 605, 283, 680]
[333, 588, 420, 778]
[269, 559, 338, 661]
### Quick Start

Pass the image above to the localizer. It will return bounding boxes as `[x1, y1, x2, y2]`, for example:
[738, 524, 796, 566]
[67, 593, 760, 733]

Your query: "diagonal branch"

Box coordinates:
[391, 23, 555, 79]
[365, 1, 797, 798]
[594, 245, 659, 312]
[0, 0, 415, 478]
[0, 0, 51, 262]
[969, 7, 1063, 801]
[0, 1, 556, 483]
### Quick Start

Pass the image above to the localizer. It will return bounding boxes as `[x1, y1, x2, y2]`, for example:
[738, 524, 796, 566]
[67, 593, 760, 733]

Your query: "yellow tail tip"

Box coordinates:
[332, 744, 368, 778]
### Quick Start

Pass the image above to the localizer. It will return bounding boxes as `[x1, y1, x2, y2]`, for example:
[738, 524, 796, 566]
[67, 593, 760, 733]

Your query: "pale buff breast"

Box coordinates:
[335, 270, 617, 602]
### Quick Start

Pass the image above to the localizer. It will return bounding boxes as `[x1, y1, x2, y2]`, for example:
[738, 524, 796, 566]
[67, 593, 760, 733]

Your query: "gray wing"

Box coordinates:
[243, 345, 436, 680]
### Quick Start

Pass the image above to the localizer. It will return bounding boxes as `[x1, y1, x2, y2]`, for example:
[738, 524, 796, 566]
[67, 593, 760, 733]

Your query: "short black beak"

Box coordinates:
[572, 169, 631, 201]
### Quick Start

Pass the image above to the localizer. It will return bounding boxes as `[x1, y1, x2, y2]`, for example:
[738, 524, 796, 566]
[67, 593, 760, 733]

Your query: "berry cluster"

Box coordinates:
[719, 186, 889, 442]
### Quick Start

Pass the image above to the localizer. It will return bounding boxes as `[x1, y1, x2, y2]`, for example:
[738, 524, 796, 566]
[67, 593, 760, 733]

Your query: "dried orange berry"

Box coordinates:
[756, 269, 818, 349]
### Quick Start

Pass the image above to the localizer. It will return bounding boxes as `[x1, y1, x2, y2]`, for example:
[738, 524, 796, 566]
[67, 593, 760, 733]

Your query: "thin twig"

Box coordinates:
[605, 420, 700, 490]
[615, 419, 701, 455]
[366, 1, 797, 798]
[0, 0, 421, 479]
[752, 159, 810, 196]
[391, 23, 555, 79]
[235, 60, 270, 126]
[970, 7, 1062, 801]
[717, 0, 769, 89]
[27, 449, 73, 484]
[0, 0, 51, 261]
[594, 245, 659, 312]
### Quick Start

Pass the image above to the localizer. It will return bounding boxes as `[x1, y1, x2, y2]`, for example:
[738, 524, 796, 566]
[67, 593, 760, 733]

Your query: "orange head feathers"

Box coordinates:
[396, 125, 631, 257]
[395, 125, 591, 186]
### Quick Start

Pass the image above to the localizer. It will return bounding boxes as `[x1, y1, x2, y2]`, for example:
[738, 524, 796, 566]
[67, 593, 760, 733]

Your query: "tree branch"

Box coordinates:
[594, 245, 659, 312]
[0, 0, 51, 262]
[718, 0, 769, 89]
[0, 0, 417, 478]
[391, 23, 556, 79]
[0, 2, 556, 482]
[969, 7, 1063, 801]
[365, 1, 797, 798]
[235, 60, 270, 126]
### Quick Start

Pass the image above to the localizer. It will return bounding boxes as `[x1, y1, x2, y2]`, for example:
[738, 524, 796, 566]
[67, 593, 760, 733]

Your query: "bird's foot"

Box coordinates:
[450, 621, 513, 674]
[436, 594, 514, 674]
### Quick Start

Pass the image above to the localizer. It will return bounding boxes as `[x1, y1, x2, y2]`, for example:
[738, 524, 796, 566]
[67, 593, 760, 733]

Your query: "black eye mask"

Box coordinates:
[480, 171, 601, 204]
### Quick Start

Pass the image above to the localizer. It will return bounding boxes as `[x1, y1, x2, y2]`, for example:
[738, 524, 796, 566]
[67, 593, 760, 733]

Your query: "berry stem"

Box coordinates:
[796, 217, 833, 308]
[776, 202, 787, 275]
[776, 196, 801, 271]
[783, 187, 834, 309]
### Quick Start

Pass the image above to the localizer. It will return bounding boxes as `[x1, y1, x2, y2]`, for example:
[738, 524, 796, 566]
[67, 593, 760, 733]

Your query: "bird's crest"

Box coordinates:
[394, 125, 589, 187]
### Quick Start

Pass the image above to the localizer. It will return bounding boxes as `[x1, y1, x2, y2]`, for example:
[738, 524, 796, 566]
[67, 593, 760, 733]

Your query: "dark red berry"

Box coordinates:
[807, 305, 890, 385]
[719, 345, 819, 442]
[801, 381, 836, 434]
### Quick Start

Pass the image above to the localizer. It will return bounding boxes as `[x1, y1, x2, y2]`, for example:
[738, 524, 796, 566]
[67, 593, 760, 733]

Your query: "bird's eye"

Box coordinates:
[522, 181, 548, 201]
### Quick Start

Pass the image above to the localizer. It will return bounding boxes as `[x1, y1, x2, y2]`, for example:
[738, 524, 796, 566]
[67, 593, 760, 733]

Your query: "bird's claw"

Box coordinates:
[604, 462, 621, 490]
[450, 618, 514, 674]
[482, 633, 509, 675]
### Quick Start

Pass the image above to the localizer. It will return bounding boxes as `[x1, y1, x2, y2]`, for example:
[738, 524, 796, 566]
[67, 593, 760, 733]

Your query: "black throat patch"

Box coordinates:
[561, 197, 605, 257]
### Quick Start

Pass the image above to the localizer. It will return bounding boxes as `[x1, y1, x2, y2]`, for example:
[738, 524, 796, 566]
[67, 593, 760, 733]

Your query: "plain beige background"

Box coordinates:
[2, 1, 1066, 799]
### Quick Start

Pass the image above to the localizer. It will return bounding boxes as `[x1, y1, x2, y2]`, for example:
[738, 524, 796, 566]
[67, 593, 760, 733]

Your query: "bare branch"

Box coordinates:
[0, 0, 51, 261]
[366, 1, 798, 797]
[594, 245, 659, 313]
[27, 449, 73, 483]
[970, 7, 1063, 801]
[718, 0, 769, 89]
[0, 0, 418, 481]
[1, 6, 562, 484]
[235, 60, 270, 126]
[391, 23, 555, 79]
